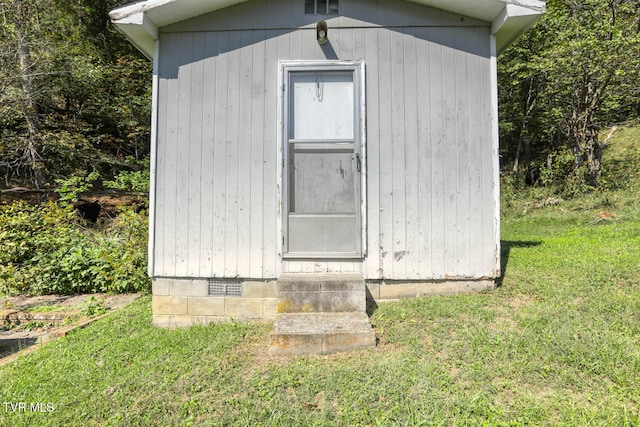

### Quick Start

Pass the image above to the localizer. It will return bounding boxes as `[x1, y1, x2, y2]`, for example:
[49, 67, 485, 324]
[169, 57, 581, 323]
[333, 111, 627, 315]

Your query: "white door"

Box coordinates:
[282, 64, 364, 258]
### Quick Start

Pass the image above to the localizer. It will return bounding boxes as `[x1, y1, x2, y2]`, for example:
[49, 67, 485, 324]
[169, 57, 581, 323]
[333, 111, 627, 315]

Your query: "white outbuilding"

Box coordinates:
[111, 0, 545, 328]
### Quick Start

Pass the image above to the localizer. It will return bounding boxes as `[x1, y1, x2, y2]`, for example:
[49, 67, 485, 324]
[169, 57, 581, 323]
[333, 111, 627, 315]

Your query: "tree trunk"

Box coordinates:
[15, 7, 45, 188]
[585, 128, 602, 187]
[512, 78, 537, 174]
[567, 117, 583, 169]
[512, 139, 522, 174]
[581, 79, 608, 187]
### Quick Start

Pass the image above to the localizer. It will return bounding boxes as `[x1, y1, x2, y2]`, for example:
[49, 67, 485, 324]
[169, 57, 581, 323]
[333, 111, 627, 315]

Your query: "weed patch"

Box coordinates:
[0, 201, 150, 295]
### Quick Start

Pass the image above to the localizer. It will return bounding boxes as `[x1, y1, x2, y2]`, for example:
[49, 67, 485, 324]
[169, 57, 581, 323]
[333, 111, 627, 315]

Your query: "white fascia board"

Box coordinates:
[407, 0, 503, 22]
[108, 0, 148, 22]
[407, 0, 545, 54]
[110, 6, 159, 59]
[110, 0, 249, 58]
[109, 0, 197, 22]
[110, 0, 248, 27]
[145, 0, 248, 26]
[111, 0, 545, 58]
[112, 23, 156, 59]
[492, 2, 546, 54]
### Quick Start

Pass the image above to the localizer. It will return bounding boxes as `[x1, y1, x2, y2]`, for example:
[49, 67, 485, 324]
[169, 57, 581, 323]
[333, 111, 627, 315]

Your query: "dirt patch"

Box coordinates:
[0, 293, 141, 365]
[503, 295, 536, 309]
[1, 293, 139, 312]
[489, 316, 520, 333]
[84, 194, 147, 220]
[0, 188, 147, 222]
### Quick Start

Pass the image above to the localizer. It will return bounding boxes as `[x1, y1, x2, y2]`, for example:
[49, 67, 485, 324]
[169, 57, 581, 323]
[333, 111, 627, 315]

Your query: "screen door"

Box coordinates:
[283, 65, 363, 258]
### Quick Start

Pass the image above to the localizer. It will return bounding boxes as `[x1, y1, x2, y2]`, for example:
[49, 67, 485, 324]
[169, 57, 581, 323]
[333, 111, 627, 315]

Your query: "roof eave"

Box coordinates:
[110, 0, 545, 59]
[110, 5, 158, 59]
[493, 3, 545, 55]
[110, 0, 250, 58]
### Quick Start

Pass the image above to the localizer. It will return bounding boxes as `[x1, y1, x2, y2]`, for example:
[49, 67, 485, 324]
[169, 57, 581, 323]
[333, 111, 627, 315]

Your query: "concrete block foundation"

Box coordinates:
[151, 278, 277, 327]
[366, 280, 495, 301]
[151, 277, 495, 328]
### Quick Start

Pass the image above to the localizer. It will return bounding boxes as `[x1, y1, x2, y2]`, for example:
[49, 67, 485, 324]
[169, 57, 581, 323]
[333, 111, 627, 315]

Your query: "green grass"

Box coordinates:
[602, 123, 640, 193]
[1, 202, 639, 426]
[1, 127, 639, 426]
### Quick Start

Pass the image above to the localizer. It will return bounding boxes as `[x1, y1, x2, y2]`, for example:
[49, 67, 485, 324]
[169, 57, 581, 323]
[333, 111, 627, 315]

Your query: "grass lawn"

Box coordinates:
[1, 195, 638, 426]
[1, 128, 639, 426]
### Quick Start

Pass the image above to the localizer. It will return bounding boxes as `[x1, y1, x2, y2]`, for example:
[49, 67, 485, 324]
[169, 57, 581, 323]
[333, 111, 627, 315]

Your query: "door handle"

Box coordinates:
[355, 153, 361, 172]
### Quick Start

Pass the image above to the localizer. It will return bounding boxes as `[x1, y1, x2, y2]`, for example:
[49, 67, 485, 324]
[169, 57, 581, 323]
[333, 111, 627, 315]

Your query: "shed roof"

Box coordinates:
[110, 0, 545, 59]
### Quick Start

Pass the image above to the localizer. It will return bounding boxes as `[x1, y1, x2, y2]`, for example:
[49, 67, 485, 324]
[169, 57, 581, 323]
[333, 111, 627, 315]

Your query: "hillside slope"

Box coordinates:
[601, 124, 640, 192]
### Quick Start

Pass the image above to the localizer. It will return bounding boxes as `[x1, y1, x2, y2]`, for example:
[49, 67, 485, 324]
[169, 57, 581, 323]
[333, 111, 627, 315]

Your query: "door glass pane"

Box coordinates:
[304, 0, 315, 14]
[318, 0, 328, 14]
[290, 147, 354, 213]
[328, 0, 339, 14]
[290, 72, 354, 140]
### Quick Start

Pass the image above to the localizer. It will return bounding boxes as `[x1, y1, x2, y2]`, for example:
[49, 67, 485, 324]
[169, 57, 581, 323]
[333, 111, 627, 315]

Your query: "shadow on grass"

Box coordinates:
[365, 286, 379, 317]
[496, 240, 543, 287]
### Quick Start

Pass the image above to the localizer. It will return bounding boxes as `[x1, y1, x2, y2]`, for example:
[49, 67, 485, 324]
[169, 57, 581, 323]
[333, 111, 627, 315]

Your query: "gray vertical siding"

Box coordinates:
[153, 0, 498, 280]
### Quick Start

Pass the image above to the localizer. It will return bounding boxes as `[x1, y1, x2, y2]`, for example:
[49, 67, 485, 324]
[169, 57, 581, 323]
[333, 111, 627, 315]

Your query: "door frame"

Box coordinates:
[277, 60, 366, 259]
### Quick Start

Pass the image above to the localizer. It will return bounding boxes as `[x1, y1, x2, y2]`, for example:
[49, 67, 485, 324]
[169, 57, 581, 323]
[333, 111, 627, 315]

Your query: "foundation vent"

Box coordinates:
[208, 279, 243, 297]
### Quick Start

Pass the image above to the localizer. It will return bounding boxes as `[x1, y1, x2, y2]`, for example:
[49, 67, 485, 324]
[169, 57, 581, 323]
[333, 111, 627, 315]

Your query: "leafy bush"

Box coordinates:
[499, 173, 523, 211]
[54, 171, 100, 203]
[501, 149, 598, 205]
[541, 149, 594, 198]
[0, 201, 150, 296]
[103, 156, 150, 193]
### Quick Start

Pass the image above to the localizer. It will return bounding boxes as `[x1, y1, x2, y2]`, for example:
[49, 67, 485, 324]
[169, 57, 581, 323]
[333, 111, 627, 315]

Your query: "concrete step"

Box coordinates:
[276, 273, 366, 313]
[269, 312, 376, 356]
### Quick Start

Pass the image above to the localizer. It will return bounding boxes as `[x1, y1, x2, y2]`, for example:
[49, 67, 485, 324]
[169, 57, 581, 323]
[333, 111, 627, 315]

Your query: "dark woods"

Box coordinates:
[0, 0, 151, 191]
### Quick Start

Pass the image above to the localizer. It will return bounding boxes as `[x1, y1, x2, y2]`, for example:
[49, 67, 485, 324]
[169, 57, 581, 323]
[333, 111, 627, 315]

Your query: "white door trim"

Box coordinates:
[277, 60, 366, 259]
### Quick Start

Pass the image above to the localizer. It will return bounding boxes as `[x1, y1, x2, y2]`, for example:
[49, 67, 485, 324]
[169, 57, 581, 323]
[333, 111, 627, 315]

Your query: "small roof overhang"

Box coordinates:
[110, 0, 545, 59]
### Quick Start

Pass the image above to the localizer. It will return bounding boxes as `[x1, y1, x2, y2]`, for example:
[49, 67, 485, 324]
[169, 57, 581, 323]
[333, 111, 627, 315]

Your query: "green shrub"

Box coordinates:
[501, 149, 599, 207]
[542, 149, 594, 197]
[0, 201, 150, 296]
[103, 156, 150, 193]
[101, 206, 151, 293]
[54, 171, 101, 204]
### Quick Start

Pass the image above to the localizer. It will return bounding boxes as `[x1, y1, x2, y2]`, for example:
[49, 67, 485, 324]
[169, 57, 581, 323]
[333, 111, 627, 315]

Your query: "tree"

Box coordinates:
[0, 0, 151, 189]
[498, 26, 550, 174]
[499, 0, 640, 189]
[0, 1, 47, 187]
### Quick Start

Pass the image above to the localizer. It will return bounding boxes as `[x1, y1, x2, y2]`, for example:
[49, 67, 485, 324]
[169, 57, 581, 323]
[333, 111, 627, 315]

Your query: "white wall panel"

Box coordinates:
[212, 32, 229, 277]
[427, 29, 445, 278]
[250, 31, 267, 278]
[363, 26, 381, 280]
[153, 0, 497, 280]
[403, 32, 420, 280]
[262, 30, 284, 278]
[199, 39, 217, 277]
[187, 34, 204, 277]
[376, 28, 393, 280]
